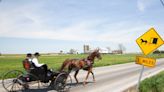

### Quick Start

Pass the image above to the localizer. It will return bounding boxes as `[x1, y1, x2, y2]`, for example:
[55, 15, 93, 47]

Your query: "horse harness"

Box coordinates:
[84, 58, 93, 67]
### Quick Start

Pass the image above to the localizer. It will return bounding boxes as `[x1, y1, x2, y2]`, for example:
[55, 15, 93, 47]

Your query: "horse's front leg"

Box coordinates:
[91, 71, 95, 82]
[74, 70, 79, 83]
[83, 70, 90, 85]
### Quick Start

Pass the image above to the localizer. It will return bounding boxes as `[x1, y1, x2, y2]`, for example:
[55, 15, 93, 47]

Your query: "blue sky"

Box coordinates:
[0, 0, 164, 54]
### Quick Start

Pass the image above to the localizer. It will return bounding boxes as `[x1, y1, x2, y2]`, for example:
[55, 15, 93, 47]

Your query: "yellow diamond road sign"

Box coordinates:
[136, 28, 164, 55]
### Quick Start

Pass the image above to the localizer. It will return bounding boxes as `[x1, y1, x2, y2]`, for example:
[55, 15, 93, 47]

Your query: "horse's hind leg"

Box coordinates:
[74, 70, 79, 83]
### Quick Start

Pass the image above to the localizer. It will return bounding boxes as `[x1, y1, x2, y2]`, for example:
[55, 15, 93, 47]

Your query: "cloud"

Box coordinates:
[137, 0, 145, 12]
[0, 0, 158, 44]
[0, 2, 152, 43]
[0, 15, 151, 44]
[137, 0, 155, 12]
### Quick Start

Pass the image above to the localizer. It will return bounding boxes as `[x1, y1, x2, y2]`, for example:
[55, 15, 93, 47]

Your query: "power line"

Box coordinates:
[160, 0, 164, 7]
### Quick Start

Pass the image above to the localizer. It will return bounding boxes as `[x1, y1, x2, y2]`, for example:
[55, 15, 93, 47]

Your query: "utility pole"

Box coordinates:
[160, 0, 164, 7]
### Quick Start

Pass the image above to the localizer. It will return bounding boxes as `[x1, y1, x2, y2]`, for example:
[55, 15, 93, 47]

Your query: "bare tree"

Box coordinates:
[118, 44, 126, 53]
[106, 47, 111, 53]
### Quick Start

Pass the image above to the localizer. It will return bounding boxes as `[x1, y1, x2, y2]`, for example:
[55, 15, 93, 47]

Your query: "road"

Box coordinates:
[0, 58, 164, 92]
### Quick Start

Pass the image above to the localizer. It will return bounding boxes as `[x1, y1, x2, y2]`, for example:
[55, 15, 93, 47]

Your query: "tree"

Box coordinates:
[59, 50, 63, 54]
[153, 49, 160, 54]
[69, 49, 77, 54]
[118, 44, 126, 53]
[161, 50, 164, 53]
[106, 47, 111, 53]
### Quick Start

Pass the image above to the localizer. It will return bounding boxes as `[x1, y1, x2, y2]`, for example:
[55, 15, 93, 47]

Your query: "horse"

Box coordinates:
[60, 49, 102, 85]
[141, 39, 148, 44]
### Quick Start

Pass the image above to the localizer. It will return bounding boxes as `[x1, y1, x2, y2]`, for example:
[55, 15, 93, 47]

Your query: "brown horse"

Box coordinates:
[60, 49, 102, 85]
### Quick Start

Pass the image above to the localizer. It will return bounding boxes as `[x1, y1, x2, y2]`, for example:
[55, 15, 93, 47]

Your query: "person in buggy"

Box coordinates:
[32, 52, 48, 74]
[23, 52, 53, 83]
[32, 52, 55, 82]
[23, 53, 33, 72]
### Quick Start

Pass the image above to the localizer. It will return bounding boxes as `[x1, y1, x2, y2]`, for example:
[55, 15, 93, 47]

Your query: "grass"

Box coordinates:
[0, 53, 164, 79]
[139, 71, 164, 92]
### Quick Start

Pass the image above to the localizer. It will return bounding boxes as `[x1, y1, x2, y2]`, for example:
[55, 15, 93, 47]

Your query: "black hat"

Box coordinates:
[34, 52, 40, 56]
[26, 53, 32, 57]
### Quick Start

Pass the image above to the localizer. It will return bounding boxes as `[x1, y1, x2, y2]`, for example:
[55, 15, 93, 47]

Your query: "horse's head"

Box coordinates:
[92, 49, 102, 60]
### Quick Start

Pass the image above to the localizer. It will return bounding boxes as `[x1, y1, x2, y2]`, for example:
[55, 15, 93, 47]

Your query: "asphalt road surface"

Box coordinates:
[0, 58, 164, 92]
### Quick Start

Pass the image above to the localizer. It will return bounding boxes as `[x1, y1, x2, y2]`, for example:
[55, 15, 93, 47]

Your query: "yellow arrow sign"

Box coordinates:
[136, 56, 156, 67]
[136, 28, 164, 55]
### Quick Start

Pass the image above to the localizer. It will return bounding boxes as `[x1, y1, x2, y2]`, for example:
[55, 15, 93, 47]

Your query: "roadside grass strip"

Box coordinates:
[139, 71, 164, 92]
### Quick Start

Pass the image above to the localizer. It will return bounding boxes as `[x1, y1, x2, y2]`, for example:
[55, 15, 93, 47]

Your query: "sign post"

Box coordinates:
[135, 27, 164, 92]
[136, 65, 144, 91]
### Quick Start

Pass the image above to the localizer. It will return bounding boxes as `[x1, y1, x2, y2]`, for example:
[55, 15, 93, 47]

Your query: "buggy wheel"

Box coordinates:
[23, 73, 40, 90]
[2, 70, 24, 92]
[54, 73, 72, 92]
[64, 74, 72, 91]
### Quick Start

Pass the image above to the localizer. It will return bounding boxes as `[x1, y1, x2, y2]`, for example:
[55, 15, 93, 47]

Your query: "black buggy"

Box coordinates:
[1, 59, 72, 92]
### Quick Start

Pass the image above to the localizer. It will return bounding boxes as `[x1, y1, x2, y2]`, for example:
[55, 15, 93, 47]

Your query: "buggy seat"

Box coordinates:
[22, 59, 36, 72]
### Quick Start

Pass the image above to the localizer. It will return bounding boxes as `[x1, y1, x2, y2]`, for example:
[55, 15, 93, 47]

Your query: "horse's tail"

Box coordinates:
[60, 59, 71, 72]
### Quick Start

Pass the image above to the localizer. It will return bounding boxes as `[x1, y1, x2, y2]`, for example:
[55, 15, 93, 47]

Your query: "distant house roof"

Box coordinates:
[112, 50, 123, 54]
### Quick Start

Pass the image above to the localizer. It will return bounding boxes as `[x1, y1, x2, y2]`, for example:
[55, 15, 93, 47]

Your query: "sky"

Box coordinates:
[0, 0, 164, 54]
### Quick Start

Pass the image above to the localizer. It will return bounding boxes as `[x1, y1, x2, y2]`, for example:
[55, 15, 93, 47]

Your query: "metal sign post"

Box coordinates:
[136, 65, 144, 92]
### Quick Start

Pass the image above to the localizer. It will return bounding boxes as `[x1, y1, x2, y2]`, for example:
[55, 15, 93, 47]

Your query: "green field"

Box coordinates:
[0, 53, 164, 78]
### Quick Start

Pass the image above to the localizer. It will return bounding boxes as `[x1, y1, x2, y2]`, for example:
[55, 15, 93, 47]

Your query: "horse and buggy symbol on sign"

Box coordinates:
[136, 28, 164, 55]
[140, 38, 158, 45]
